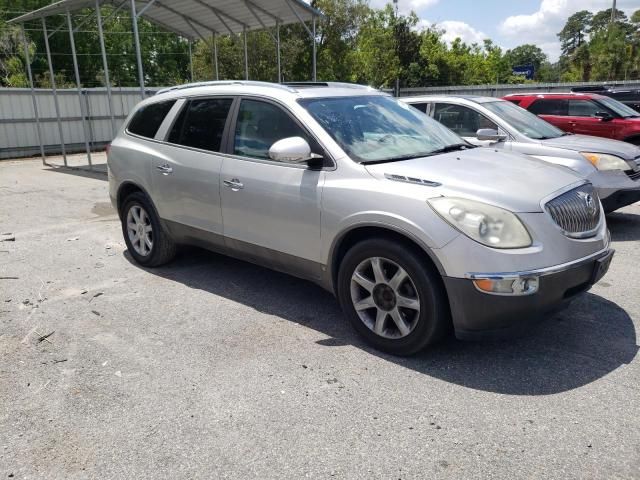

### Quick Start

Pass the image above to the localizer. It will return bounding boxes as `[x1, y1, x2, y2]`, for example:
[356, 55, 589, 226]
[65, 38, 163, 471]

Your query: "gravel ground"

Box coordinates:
[1, 156, 639, 479]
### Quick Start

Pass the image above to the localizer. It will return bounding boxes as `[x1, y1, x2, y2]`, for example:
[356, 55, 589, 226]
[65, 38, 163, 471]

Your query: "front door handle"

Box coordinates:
[223, 178, 244, 190]
[156, 164, 173, 175]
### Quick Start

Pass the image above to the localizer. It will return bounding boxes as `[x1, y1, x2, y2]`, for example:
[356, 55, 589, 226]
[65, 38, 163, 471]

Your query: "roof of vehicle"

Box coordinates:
[148, 81, 386, 105]
[503, 92, 606, 100]
[400, 94, 504, 104]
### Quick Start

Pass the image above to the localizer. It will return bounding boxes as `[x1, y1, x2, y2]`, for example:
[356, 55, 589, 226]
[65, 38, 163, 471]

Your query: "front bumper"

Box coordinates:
[589, 169, 640, 212]
[444, 248, 614, 340]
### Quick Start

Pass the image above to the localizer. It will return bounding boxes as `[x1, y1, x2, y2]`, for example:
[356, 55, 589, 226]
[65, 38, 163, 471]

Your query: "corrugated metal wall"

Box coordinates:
[2, 80, 640, 160]
[0, 87, 161, 160]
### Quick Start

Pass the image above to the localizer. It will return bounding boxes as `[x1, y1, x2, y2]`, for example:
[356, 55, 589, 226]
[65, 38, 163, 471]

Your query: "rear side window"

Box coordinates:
[233, 99, 312, 160]
[433, 103, 497, 137]
[527, 99, 568, 116]
[568, 99, 602, 117]
[410, 102, 429, 113]
[168, 98, 233, 152]
[505, 98, 521, 106]
[127, 100, 176, 139]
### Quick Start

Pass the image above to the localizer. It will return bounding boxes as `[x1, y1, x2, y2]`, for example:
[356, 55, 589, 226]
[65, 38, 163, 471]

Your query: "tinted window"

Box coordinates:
[568, 99, 602, 117]
[505, 99, 522, 106]
[168, 98, 233, 152]
[411, 102, 429, 113]
[128, 100, 176, 139]
[433, 103, 497, 137]
[527, 99, 568, 116]
[234, 99, 311, 160]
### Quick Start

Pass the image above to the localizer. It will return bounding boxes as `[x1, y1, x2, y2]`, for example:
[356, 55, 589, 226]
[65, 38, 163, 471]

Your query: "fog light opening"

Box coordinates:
[473, 276, 539, 296]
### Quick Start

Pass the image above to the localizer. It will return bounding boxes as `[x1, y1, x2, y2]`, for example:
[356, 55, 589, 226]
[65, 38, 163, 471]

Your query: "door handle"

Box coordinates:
[156, 164, 173, 175]
[223, 178, 244, 190]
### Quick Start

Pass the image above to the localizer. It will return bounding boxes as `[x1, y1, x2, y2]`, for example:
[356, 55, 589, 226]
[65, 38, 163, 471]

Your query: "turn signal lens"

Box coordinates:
[472, 277, 539, 296]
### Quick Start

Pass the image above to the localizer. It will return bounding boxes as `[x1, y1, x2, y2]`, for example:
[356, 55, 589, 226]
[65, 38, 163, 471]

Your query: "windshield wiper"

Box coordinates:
[427, 143, 476, 154]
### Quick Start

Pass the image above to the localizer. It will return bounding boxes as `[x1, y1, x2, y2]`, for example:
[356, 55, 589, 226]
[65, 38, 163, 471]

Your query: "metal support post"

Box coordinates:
[96, 0, 117, 137]
[276, 21, 281, 82]
[243, 26, 249, 80]
[212, 32, 219, 80]
[41, 18, 67, 166]
[312, 15, 317, 81]
[67, 10, 93, 168]
[188, 40, 194, 81]
[130, 0, 145, 98]
[21, 25, 45, 164]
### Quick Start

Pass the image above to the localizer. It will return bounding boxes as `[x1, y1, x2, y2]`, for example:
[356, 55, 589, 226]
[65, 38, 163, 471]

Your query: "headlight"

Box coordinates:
[428, 197, 532, 248]
[580, 152, 630, 171]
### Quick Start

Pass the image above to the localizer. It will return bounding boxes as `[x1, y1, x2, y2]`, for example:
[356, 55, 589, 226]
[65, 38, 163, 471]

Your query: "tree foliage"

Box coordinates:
[1, 0, 639, 89]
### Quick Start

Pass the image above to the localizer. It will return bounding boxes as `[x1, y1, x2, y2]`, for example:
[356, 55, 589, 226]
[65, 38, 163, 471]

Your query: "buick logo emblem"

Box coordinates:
[583, 193, 597, 217]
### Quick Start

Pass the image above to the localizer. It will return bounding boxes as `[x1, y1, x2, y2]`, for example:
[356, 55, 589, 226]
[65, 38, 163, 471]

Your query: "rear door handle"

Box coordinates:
[223, 178, 244, 190]
[156, 164, 173, 175]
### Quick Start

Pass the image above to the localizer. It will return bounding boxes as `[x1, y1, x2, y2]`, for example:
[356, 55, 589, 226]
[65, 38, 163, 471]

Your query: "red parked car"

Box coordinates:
[503, 93, 640, 145]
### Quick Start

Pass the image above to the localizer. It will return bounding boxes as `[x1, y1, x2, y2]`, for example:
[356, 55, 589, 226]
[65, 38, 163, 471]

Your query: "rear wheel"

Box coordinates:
[337, 238, 450, 355]
[121, 192, 176, 267]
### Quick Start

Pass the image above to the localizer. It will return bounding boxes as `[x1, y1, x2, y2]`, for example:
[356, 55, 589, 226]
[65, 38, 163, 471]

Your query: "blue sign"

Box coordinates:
[512, 65, 535, 80]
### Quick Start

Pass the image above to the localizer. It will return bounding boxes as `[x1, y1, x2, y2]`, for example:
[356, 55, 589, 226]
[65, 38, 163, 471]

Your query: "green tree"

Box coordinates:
[558, 10, 592, 56]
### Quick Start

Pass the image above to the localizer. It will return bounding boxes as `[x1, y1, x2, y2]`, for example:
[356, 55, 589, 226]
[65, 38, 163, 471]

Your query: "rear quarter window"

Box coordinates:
[127, 100, 176, 139]
[504, 98, 521, 106]
[527, 99, 568, 116]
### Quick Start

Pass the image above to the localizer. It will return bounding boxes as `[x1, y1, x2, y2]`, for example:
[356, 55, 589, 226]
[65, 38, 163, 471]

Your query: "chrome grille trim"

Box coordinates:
[544, 184, 601, 239]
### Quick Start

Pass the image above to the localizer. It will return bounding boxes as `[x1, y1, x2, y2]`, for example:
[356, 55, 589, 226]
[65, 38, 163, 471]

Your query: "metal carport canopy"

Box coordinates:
[9, 0, 322, 39]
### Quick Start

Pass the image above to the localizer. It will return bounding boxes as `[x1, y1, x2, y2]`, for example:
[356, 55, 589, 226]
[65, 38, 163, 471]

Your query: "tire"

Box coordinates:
[121, 191, 176, 267]
[337, 238, 450, 356]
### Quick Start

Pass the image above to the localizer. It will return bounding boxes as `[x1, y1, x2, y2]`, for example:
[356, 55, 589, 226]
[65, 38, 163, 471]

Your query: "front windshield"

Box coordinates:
[299, 95, 465, 163]
[596, 96, 640, 118]
[483, 100, 565, 139]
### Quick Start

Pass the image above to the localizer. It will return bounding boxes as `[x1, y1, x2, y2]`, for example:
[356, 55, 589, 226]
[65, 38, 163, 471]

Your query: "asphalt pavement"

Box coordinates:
[1, 156, 638, 479]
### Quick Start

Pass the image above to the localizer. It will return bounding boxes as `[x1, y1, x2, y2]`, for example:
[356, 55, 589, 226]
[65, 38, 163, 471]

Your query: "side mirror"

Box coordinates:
[476, 128, 507, 142]
[595, 111, 614, 122]
[268, 137, 322, 164]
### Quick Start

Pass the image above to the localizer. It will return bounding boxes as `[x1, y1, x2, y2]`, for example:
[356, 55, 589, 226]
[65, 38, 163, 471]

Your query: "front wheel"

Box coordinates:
[121, 192, 176, 267]
[337, 238, 450, 356]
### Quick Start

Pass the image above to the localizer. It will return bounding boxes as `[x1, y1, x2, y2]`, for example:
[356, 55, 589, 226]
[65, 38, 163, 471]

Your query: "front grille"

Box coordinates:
[545, 184, 601, 238]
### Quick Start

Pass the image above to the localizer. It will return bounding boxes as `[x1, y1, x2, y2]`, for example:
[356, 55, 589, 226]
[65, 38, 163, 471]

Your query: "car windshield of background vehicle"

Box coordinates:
[483, 101, 565, 140]
[299, 95, 467, 163]
[596, 96, 640, 118]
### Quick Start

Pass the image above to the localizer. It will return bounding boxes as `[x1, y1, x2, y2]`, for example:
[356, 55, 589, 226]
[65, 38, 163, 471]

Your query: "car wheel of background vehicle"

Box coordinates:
[121, 192, 176, 267]
[337, 238, 450, 356]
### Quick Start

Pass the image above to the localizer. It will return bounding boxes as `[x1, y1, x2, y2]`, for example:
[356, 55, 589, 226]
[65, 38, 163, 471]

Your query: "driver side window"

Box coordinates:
[433, 103, 497, 137]
[568, 100, 605, 117]
[234, 99, 313, 161]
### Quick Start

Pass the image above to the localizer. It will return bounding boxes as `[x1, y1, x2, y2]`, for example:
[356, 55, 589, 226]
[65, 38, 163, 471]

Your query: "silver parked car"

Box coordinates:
[108, 81, 613, 355]
[402, 95, 640, 213]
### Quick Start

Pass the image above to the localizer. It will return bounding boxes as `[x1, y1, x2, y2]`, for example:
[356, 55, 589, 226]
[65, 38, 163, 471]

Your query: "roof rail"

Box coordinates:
[156, 80, 295, 95]
[282, 81, 377, 91]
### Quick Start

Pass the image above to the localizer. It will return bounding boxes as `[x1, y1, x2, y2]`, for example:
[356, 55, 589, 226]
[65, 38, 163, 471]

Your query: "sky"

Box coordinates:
[367, 0, 639, 61]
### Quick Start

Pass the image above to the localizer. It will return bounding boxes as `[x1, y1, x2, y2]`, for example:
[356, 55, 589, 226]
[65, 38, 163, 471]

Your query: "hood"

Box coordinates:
[542, 134, 640, 161]
[365, 148, 584, 213]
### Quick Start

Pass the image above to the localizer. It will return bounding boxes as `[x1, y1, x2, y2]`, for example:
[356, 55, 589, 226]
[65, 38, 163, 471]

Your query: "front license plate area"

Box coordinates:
[592, 250, 614, 284]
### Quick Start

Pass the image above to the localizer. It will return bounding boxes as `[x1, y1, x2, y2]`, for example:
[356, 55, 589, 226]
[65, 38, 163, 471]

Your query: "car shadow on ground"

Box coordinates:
[126, 246, 637, 397]
[44, 164, 108, 181]
[606, 210, 640, 241]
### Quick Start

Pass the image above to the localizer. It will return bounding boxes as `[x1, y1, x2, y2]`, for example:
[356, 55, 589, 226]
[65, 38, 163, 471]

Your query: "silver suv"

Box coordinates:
[402, 95, 640, 213]
[108, 81, 613, 355]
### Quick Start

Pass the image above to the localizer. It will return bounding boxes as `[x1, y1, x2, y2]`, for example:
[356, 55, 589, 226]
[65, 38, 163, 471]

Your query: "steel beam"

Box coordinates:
[67, 10, 93, 168]
[21, 25, 45, 164]
[212, 32, 219, 80]
[41, 17, 67, 166]
[312, 15, 317, 81]
[130, 0, 145, 98]
[243, 26, 249, 80]
[276, 21, 281, 83]
[95, 0, 117, 137]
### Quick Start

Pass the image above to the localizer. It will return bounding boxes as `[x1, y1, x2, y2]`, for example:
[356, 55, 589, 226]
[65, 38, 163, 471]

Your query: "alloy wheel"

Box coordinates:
[350, 256, 421, 339]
